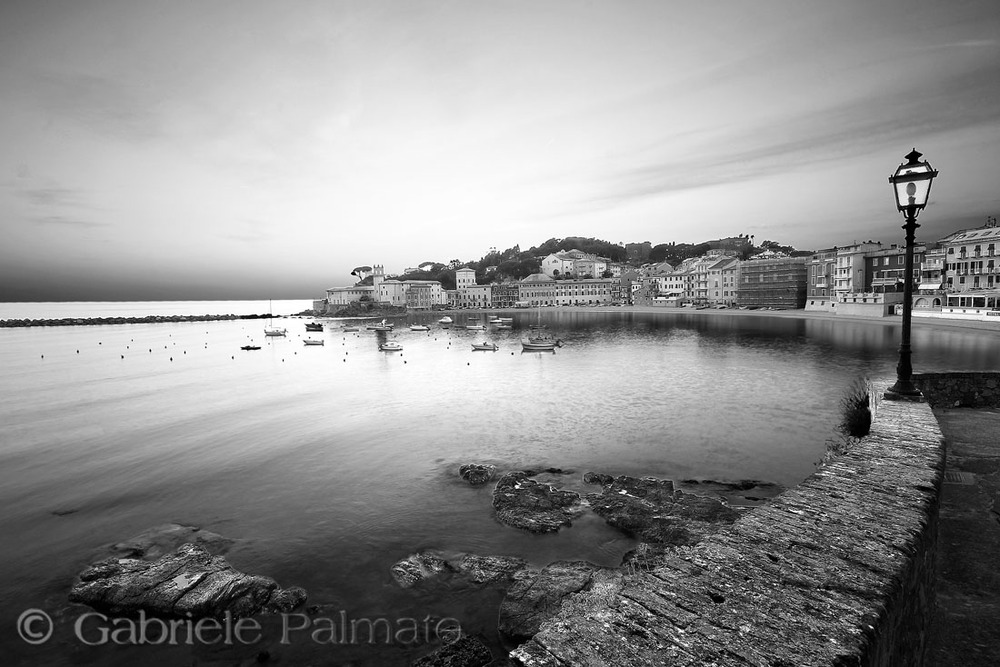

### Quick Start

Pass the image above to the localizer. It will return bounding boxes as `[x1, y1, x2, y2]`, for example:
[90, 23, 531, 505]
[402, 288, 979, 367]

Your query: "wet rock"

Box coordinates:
[391, 551, 528, 588]
[586, 475, 740, 546]
[678, 478, 783, 506]
[492, 471, 584, 533]
[411, 633, 493, 667]
[459, 464, 496, 486]
[583, 472, 614, 486]
[69, 543, 305, 619]
[104, 523, 235, 560]
[456, 553, 529, 585]
[498, 560, 602, 641]
[391, 552, 454, 588]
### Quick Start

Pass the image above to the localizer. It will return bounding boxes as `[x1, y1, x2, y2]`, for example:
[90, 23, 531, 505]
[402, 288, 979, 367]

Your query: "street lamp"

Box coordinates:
[885, 149, 938, 400]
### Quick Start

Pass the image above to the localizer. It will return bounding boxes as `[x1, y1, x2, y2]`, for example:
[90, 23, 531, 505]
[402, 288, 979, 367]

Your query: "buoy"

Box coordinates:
[121, 355, 124, 359]
[170, 357, 173, 361]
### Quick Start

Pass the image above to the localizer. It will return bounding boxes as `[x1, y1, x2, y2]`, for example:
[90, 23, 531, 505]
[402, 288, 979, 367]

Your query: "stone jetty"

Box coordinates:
[1, 313, 272, 328]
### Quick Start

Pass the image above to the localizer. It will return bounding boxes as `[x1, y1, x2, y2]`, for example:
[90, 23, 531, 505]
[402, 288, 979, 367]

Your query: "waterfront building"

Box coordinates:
[517, 273, 615, 306]
[707, 256, 740, 306]
[805, 248, 838, 312]
[942, 222, 1000, 293]
[914, 245, 948, 310]
[834, 242, 882, 298]
[491, 281, 521, 309]
[377, 280, 445, 309]
[738, 257, 808, 309]
[323, 264, 385, 308]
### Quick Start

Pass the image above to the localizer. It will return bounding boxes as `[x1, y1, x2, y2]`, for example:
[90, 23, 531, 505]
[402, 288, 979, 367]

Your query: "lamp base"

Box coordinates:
[883, 387, 924, 402]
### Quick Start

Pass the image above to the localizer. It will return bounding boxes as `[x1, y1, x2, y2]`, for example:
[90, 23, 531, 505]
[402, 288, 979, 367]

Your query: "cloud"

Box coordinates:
[29, 214, 108, 228]
[30, 70, 163, 142]
[581, 56, 1000, 211]
[16, 185, 91, 208]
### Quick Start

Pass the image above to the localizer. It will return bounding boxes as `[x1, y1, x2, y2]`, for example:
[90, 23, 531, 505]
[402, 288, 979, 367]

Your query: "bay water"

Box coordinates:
[2, 302, 997, 665]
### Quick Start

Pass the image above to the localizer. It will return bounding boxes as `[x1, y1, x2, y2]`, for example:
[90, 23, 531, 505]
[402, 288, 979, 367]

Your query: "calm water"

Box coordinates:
[2, 303, 998, 665]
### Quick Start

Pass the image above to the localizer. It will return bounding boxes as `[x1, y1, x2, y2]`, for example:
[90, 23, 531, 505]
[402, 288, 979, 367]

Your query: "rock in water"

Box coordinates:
[411, 633, 493, 667]
[390, 552, 454, 588]
[498, 560, 602, 641]
[458, 463, 496, 485]
[585, 474, 740, 546]
[390, 551, 528, 588]
[492, 471, 583, 533]
[69, 543, 306, 618]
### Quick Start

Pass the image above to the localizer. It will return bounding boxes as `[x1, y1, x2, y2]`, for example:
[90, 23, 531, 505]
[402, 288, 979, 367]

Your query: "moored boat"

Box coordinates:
[240, 345, 261, 351]
[305, 322, 323, 331]
[472, 342, 498, 351]
[521, 325, 562, 351]
[410, 324, 430, 331]
[303, 338, 325, 346]
[438, 315, 453, 325]
[379, 341, 403, 351]
[264, 327, 287, 337]
[464, 324, 486, 331]
[367, 319, 394, 331]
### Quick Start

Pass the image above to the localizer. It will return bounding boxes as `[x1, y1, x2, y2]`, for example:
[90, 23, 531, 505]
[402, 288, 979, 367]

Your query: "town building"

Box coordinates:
[377, 279, 446, 309]
[738, 257, 808, 309]
[805, 248, 838, 312]
[706, 256, 740, 306]
[517, 274, 615, 306]
[834, 242, 882, 297]
[943, 223, 1000, 293]
[490, 281, 521, 309]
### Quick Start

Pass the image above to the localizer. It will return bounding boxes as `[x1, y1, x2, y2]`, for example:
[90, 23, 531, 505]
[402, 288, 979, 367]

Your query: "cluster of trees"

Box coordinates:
[354, 235, 809, 287]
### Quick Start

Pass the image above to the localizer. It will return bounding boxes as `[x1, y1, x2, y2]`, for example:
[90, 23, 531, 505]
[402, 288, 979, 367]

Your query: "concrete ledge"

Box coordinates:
[511, 398, 945, 666]
[914, 372, 1000, 408]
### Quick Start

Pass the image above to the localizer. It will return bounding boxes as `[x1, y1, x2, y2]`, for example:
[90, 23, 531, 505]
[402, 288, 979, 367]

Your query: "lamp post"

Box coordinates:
[885, 149, 938, 400]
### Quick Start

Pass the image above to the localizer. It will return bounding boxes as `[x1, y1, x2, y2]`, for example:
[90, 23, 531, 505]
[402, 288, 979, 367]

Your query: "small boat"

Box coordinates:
[495, 324, 513, 330]
[521, 338, 562, 351]
[367, 319, 394, 331]
[472, 342, 498, 351]
[264, 300, 286, 336]
[341, 325, 359, 332]
[438, 316, 453, 325]
[379, 341, 403, 351]
[240, 345, 261, 351]
[305, 322, 324, 331]
[410, 324, 430, 331]
[303, 339, 325, 346]
[521, 325, 562, 351]
[465, 324, 486, 331]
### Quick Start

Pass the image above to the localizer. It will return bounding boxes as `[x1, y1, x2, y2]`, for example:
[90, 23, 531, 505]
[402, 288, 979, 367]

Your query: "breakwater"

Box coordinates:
[512, 397, 945, 666]
[0, 314, 274, 328]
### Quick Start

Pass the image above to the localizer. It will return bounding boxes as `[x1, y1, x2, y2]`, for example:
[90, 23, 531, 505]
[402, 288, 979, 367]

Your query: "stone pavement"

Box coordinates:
[926, 407, 1000, 666]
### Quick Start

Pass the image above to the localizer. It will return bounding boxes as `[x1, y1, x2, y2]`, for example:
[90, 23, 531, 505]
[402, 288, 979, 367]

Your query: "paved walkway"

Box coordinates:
[927, 407, 1000, 665]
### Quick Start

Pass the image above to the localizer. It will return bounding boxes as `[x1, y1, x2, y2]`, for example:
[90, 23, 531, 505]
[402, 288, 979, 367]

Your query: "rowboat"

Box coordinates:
[379, 341, 403, 352]
[472, 342, 498, 351]
[303, 339, 325, 346]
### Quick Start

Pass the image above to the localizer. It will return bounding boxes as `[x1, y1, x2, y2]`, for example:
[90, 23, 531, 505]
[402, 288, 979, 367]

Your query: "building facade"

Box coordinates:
[738, 257, 808, 309]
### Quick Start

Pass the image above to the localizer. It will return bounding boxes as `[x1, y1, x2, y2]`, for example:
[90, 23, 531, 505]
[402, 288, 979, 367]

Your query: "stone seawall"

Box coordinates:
[512, 398, 945, 666]
[914, 371, 1000, 408]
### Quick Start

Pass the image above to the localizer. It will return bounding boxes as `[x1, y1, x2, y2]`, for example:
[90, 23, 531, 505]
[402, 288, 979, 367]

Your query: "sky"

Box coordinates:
[1, 0, 999, 301]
